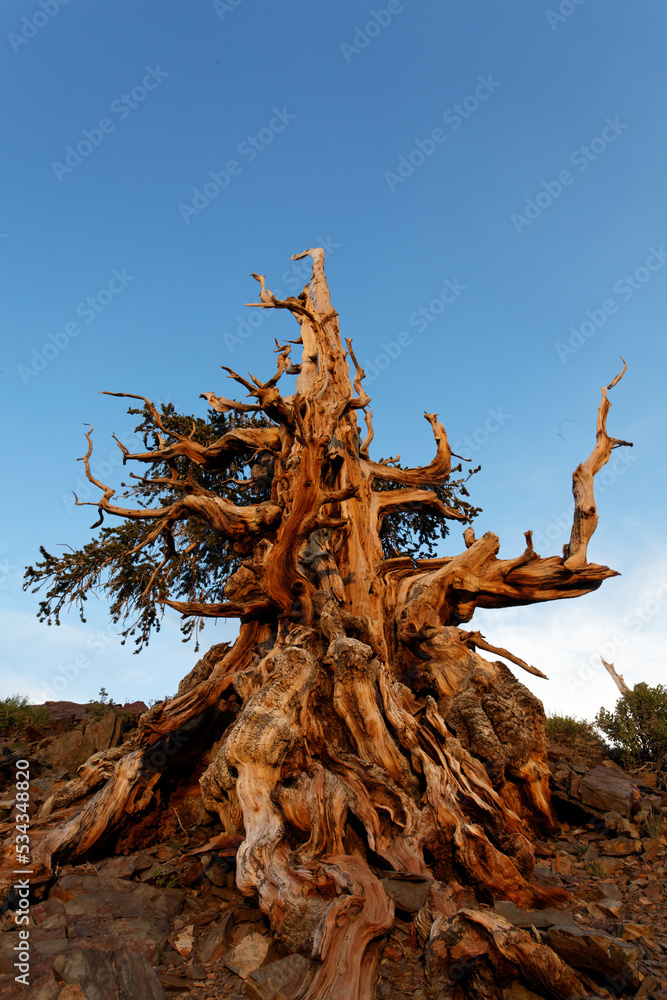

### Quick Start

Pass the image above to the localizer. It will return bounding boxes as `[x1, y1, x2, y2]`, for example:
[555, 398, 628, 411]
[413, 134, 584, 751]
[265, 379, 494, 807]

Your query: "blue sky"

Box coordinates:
[1, 0, 665, 720]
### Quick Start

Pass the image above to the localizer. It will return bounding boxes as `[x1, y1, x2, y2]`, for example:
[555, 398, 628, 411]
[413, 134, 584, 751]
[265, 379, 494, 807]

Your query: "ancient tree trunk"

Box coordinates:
[18, 251, 632, 999]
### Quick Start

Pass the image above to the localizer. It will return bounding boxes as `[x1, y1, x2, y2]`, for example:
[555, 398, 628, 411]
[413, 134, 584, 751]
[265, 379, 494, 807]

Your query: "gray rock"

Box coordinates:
[379, 875, 433, 913]
[52, 873, 135, 902]
[200, 909, 235, 962]
[30, 971, 61, 999]
[114, 949, 166, 1000]
[178, 642, 230, 694]
[548, 923, 640, 990]
[30, 898, 67, 932]
[578, 766, 637, 816]
[41, 711, 125, 777]
[31, 932, 69, 959]
[51, 873, 183, 964]
[53, 948, 118, 1000]
[95, 855, 138, 879]
[492, 900, 573, 929]
[246, 953, 312, 1000]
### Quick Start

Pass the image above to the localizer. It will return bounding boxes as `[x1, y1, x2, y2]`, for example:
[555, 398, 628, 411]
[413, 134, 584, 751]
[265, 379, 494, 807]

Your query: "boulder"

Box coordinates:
[378, 874, 433, 912]
[578, 766, 638, 816]
[52, 948, 118, 1000]
[51, 873, 183, 964]
[493, 900, 572, 929]
[41, 712, 124, 777]
[600, 837, 642, 856]
[548, 923, 640, 991]
[246, 954, 313, 1000]
[223, 931, 271, 978]
[52, 947, 166, 1000]
[177, 643, 230, 695]
[114, 949, 166, 1000]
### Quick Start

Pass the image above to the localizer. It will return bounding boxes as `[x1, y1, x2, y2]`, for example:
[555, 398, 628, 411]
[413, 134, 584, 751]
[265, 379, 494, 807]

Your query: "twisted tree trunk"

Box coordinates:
[23, 250, 631, 999]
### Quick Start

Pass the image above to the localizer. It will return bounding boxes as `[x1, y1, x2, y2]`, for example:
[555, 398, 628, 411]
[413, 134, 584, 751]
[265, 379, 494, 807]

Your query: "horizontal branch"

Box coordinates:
[371, 488, 469, 525]
[117, 425, 281, 471]
[78, 427, 282, 547]
[200, 391, 264, 415]
[396, 530, 620, 630]
[163, 596, 273, 619]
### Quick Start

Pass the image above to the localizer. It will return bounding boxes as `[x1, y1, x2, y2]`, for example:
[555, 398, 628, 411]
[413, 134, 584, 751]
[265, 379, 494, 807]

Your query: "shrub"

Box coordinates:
[545, 712, 607, 766]
[0, 695, 50, 735]
[87, 687, 113, 722]
[595, 683, 667, 770]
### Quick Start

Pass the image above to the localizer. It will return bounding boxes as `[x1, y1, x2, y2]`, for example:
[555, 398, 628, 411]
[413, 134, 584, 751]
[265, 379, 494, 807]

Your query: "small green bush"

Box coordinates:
[87, 687, 113, 722]
[595, 683, 667, 770]
[545, 712, 607, 766]
[0, 695, 50, 734]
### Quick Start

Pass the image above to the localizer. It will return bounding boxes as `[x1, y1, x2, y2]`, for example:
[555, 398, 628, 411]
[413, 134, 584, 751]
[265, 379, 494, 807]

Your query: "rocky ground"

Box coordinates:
[0, 704, 665, 1000]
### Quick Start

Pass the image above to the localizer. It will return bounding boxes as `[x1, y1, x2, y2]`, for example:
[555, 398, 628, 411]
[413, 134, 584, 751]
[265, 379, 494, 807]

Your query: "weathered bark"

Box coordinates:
[13, 250, 633, 999]
[601, 657, 631, 696]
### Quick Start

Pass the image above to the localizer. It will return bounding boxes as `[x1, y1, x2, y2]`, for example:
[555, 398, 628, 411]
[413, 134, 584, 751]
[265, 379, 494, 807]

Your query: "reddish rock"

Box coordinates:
[553, 853, 572, 875]
[596, 856, 625, 875]
[199, 910, 235, 962]
[601, 837, 643, 856]
[579, 766, 638, 816]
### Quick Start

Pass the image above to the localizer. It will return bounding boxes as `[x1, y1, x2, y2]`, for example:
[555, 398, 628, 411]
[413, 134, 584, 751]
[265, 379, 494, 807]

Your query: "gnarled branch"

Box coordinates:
[564, 360, 632, 569]
[362, 412, 452, 486]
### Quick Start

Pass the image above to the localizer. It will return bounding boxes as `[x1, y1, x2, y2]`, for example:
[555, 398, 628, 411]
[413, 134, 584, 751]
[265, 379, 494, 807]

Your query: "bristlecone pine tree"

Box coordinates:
[19, 250, 633, 999]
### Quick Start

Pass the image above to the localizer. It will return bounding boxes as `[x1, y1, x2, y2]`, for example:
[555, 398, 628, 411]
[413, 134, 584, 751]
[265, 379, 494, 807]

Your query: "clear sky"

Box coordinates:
[1, 0, 665, 721]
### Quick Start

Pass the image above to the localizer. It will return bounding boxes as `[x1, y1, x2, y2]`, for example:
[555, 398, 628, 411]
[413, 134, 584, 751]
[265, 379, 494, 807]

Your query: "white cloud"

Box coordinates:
[471, 545, 667, 721]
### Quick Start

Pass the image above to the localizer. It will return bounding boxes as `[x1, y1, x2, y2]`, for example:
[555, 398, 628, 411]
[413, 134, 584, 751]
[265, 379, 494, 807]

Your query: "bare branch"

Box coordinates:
[221, 367, 294, 427]
[371, 488, 469, 525]
[460, 630, 548, 680]
[200, 391, 264, 415]
[360, 409, 374, 460]
[78, 426, 282, 548]
[345, 339, 371, 410]
[118, 425, 281, 471]
[163, 596, 272, 619]
[362, 413, 452, 486]
[564, 360, 632, 569]
[601, 656, 631, 695]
